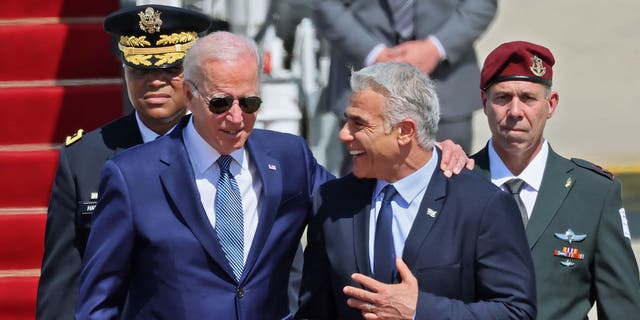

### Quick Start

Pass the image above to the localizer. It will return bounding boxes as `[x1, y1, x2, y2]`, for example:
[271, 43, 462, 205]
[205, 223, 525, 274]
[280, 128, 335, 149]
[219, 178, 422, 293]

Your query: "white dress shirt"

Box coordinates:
[183, 118, 262, 263]
[487, 139, 550, 219]
[368, 146, 438, 272]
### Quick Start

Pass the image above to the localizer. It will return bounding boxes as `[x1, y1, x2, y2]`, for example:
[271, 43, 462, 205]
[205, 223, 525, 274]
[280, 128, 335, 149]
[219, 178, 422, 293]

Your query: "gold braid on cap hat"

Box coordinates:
[118, 32, 198, 66]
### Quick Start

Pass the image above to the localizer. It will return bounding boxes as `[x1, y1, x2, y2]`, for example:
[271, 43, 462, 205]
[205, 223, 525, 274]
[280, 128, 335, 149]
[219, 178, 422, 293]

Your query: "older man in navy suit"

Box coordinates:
[297, 62, 536, 319]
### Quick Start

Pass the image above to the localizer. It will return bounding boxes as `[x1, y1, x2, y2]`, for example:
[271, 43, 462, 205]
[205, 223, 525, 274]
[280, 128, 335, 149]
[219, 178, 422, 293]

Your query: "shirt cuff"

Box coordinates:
[366, 43, 387, 66]
[428, 35, 447, 61]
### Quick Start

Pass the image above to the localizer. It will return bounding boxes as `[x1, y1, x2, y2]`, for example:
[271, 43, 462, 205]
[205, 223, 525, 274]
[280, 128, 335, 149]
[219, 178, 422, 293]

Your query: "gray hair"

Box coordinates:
[350, 62, 440, 149]
[183, 31, 262, 86]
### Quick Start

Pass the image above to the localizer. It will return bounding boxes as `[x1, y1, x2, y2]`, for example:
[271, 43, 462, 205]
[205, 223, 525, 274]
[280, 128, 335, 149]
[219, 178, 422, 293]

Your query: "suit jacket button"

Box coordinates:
[236, 287, 245, 298]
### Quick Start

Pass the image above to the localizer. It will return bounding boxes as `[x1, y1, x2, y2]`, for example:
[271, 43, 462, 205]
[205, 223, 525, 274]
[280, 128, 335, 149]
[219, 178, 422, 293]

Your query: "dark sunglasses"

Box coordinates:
[207, 96, 262, 114]
[189, 81, 262, 114]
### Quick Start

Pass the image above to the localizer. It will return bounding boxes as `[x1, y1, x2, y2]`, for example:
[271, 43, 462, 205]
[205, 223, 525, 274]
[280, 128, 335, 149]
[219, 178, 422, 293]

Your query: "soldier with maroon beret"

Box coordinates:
[471, 40, 640, 319]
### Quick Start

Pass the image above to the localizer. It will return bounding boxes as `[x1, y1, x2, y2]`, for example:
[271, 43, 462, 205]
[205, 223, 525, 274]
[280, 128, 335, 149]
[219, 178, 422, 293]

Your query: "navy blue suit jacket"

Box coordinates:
[297, 151, 536, 319]
[76, 118, 332, 320]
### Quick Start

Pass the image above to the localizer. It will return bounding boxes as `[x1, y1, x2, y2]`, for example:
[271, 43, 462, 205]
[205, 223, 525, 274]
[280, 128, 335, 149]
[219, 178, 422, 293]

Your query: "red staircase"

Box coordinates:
[0, 1, 121, 319]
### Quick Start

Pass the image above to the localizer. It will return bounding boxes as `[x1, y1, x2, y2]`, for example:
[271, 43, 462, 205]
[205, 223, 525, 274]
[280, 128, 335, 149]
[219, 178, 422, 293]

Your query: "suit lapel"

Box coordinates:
[403, 150, 447, 267]
[158, 126, 237, 281]
[526, 148, 575, 249]
[240, 137, 282, 280]
[352, 179, 376, 277]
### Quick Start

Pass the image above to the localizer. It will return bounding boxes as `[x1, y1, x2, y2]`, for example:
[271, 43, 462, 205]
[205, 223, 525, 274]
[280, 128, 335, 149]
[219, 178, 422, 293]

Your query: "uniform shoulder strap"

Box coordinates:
[570, 158, 614, 180]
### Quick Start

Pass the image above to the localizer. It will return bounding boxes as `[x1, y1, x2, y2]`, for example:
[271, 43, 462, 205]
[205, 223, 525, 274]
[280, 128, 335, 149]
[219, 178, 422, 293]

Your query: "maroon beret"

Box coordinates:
[480, 41, 555, 90]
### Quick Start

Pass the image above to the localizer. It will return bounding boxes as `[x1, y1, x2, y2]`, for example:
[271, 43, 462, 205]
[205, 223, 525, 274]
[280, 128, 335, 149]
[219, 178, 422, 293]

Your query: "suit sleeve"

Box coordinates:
[594, 179, 640, 318]
[311, 0, 384, 67]
[415, 191, 536, 319]
[431, 0, 497, 64]
[76, 160, 135, 319]
[36, 147, 82, 320]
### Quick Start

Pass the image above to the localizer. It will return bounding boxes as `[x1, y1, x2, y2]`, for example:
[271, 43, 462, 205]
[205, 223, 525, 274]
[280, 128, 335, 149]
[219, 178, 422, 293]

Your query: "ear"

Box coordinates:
[396, 119, 417, 146]
[183, 81, 196, 111]
[480, 90, 489, 115]
[547, 91, 559, 119]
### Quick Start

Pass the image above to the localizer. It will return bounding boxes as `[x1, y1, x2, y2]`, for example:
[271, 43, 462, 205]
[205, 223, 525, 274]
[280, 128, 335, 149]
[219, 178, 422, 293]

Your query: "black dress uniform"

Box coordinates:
[37, 113, 142, 318]
[36, 5, 210, 319]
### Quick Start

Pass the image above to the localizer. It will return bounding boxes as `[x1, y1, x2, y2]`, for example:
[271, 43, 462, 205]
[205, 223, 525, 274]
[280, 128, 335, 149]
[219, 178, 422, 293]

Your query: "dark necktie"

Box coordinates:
[215, 155, 244, 280]
[374, 185, 397, 283]
[504, 178, 529, 227]
[389, 0, 415, 41]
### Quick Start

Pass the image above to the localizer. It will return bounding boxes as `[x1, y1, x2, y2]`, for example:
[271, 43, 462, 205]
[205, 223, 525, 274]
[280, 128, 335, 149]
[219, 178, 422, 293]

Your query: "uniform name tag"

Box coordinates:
[80, 201, 97, 215]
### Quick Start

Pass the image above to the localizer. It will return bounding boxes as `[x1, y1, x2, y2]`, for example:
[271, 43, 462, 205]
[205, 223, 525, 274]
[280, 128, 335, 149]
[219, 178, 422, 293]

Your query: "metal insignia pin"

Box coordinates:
[426, 208, 437, 218]
[90, 192, 98, 200]
[268, 164, 277, 170]
[560, 260, 575, 267]
[565, 177, 572, 188]
[554, 228, 586, 245]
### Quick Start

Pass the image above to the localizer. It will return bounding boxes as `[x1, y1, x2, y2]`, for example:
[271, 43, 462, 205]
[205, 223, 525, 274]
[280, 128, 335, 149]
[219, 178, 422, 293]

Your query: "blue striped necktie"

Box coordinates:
[374, 184, 397, 283]
[215, 155, 244, 280]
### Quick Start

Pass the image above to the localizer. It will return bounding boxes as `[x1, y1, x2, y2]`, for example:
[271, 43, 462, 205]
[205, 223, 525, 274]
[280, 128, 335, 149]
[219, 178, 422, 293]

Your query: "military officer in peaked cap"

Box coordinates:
[471, 40, 640, 319]
[36, 5, 210, 320]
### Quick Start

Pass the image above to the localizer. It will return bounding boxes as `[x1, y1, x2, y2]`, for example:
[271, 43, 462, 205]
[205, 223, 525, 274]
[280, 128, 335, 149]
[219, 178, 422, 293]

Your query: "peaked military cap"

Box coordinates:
[480, 41, 555, 91]
[104, 5, 211, 69]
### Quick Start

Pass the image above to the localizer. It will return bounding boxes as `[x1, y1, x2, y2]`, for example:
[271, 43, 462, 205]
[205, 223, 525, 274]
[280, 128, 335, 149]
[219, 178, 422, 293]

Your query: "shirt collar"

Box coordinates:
[183, 117, 246, 174]
[375, 146, 439, 204]
[488, 139, 549, 191]
[135, 111, 177, 143]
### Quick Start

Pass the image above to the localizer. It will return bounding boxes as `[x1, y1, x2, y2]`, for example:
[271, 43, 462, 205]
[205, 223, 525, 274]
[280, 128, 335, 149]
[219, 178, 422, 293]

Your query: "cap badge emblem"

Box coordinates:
[138, 7, 162, 34]
[529, 55, 546, 77]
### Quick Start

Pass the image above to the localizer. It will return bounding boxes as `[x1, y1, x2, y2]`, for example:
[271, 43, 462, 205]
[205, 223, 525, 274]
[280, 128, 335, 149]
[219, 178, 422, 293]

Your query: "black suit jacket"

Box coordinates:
[297, 150, 536, 319]
[36, 112, 142, 320]
[472, 144, 640, 319]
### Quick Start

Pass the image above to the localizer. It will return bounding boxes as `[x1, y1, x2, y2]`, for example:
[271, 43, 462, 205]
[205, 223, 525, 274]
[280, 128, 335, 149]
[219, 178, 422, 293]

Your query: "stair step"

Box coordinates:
[0, 22, 121, 81]
[0, 0, 118, 19]
[0, 212, 46, 270]
[0, 149, 59, 207]
[0, 82, 123, 144]
[0, 275, 39, 320]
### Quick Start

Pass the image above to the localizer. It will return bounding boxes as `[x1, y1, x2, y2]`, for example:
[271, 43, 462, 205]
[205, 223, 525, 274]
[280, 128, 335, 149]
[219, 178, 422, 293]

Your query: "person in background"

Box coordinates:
[297, 62, 536, 320]
[311, 0, 496, 174]
[472, 40, 640, 319]
[36, 5, 211, 320]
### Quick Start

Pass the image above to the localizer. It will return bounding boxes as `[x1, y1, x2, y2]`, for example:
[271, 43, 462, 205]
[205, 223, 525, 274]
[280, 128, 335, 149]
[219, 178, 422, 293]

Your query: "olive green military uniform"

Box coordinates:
[472, 145, 640, 319]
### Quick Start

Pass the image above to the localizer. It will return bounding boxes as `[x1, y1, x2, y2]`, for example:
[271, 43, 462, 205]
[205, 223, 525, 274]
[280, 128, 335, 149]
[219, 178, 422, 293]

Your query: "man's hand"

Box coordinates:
[343, 258, 418, 320]
[387, 38, 441, 75]
[374, 47, 394, 64]
[436, 139, 474, 178]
